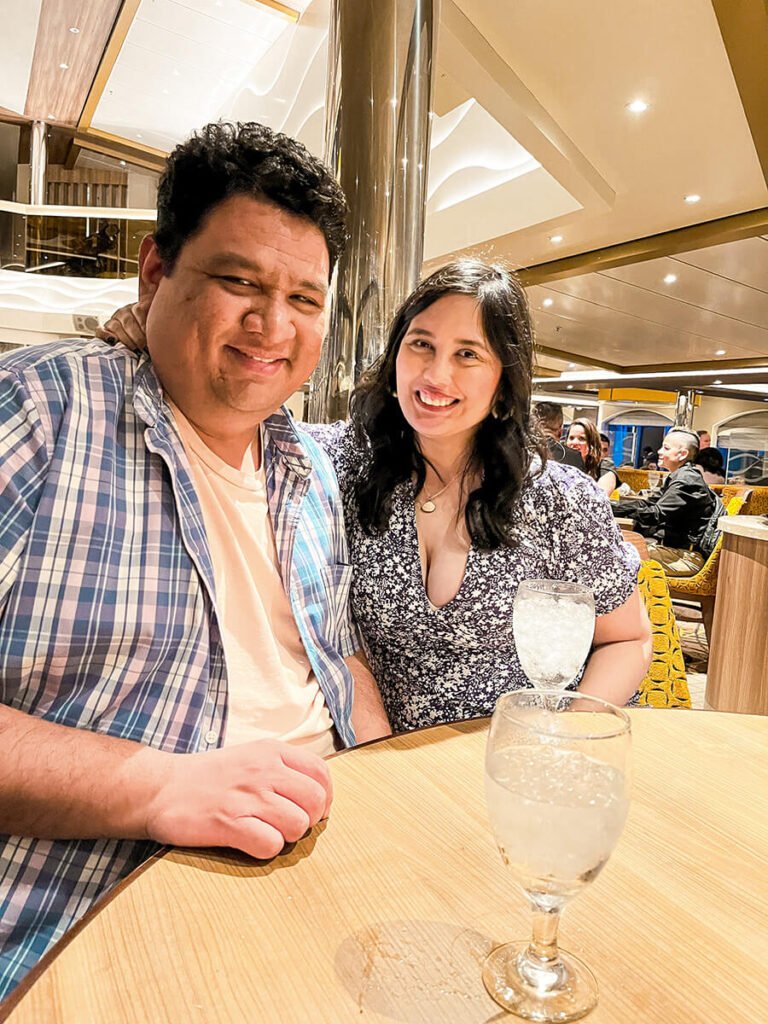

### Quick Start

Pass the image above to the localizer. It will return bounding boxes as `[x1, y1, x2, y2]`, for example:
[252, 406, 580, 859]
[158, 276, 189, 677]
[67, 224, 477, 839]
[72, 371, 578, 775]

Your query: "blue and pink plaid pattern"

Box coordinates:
[0, 340, 357, 996]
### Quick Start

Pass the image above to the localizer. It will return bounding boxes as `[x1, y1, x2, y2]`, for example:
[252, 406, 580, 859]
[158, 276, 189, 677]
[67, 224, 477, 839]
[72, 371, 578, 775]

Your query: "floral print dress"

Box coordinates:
[303, 421, 640, 733]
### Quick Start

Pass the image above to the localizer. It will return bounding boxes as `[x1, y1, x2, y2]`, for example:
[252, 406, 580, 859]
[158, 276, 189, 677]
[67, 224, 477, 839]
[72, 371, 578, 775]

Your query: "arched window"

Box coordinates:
[713, 410, 768, 483]
[601, 408, 673, 468]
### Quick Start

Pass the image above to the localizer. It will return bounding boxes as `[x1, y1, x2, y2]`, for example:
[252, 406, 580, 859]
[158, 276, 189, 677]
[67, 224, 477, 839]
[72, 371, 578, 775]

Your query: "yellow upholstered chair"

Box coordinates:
[666, 494, 749, 643]
[615, 467, 651, 493]
[637, 559, 691, 708]
[711, 484, 768, 516]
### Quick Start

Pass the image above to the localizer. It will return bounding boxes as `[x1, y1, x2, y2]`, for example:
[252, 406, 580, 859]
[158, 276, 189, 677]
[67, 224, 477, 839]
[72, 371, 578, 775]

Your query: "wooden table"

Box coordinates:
[2, 711, 767, 1023]
[707, 516, 768, 714]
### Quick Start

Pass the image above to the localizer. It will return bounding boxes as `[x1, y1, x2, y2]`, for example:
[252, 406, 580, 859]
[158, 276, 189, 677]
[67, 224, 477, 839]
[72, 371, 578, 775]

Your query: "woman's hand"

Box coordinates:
[95, 299, 150, 353]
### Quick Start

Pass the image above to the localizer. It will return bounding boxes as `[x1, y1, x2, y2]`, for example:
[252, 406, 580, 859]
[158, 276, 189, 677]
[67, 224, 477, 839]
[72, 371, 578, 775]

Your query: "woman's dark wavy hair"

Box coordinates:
[351, 259, 546, 551]
[154, 121, 347, 275]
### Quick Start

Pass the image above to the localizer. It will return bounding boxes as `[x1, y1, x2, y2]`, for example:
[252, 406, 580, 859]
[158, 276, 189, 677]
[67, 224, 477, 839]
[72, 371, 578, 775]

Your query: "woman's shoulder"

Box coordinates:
[523, 459, 603, 507]
[298, 419, 367, 486]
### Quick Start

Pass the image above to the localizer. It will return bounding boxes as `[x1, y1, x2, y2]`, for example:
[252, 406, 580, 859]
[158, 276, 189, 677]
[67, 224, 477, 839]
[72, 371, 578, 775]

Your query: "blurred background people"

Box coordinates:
[566, 418, 619, 496]
[532, 401, 584, 469]
[695, 446, 726, 485]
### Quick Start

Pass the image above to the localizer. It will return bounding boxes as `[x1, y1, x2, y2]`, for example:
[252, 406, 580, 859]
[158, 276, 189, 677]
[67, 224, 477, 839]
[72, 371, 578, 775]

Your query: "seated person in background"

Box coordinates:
[641, 445, 659, 470]
[0, 121, 389, 997]
[616, 430, 716, 577]
[697, 428, 711, 449]
[695, 446, 726, 485]
[532, 401, 584, 469]
[599, 432, 616, 474]
[566, 418, 619, 496]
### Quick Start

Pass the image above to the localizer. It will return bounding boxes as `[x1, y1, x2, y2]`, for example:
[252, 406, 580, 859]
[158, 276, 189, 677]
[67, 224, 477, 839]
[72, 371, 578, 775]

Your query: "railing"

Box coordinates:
[0, 201, 154, 281]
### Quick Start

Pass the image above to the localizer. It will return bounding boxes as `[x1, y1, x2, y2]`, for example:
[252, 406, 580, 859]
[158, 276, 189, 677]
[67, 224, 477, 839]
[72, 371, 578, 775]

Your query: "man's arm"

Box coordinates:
[345, 651, 391, 744]
[0, 705, 332, 858]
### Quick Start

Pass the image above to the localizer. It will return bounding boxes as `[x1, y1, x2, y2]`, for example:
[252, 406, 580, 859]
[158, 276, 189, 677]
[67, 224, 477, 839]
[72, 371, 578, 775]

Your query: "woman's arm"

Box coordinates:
[597, 468, 618, 496]
[577, 587, 652, 705]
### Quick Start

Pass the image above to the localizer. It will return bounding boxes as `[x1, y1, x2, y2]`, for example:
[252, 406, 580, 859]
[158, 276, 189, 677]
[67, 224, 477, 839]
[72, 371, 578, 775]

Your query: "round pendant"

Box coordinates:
[420, 500, 436, 513]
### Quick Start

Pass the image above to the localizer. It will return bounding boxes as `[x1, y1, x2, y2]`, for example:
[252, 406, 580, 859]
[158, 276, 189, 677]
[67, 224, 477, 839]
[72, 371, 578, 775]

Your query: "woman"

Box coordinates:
[566, 418, 619, 496]
[100, 261, 651, 733]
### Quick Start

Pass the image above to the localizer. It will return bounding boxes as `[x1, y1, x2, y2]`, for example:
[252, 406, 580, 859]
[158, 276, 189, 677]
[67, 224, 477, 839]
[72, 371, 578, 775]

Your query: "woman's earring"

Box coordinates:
[391, 387, 398, 397]
[492, 402, 508, 420]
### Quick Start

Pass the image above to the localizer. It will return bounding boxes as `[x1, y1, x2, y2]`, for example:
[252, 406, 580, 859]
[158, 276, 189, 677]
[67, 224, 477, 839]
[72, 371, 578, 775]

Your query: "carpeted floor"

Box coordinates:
[675, 606, 708, 709]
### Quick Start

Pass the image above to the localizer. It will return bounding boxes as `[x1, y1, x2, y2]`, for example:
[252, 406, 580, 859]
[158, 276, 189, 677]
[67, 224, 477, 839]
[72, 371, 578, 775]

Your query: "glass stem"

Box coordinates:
[527, 908, 561, 966]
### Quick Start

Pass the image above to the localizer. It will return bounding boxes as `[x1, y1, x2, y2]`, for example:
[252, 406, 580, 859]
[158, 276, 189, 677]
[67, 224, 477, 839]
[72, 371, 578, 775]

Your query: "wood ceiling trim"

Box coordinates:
[518, 208, 768, 286]
[74, 128, 166, 172]
[79, 0, 142, 131]
[623, 356, 768, 374]
[24, 0, 123, 126]
[242, 0, 300, 21]
[712, 0, 768, 189]
[534, 343, 621, 372]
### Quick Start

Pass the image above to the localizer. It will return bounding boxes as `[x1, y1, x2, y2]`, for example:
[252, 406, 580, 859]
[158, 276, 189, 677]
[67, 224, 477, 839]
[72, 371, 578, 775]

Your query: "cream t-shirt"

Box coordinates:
[168, 401, 335, 756]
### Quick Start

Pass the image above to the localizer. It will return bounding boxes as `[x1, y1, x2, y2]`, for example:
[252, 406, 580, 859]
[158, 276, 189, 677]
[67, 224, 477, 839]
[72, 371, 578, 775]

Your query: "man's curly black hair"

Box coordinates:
[153, 121, 348, 275]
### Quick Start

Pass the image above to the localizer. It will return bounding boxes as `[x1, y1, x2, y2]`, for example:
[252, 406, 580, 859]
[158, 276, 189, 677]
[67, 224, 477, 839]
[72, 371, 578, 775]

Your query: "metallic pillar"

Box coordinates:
[673, 390, 697, 428]
[30, 121, 47, 205]
[307, 0, 436, 422]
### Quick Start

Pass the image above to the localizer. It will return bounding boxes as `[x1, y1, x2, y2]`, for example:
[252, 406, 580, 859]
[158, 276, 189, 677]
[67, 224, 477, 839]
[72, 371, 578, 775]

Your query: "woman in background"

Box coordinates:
[567, 418, 618, 496]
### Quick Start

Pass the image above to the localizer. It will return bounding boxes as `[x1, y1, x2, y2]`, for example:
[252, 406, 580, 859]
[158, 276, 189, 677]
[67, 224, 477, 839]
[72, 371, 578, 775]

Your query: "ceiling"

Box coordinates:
[0, 0, 767, 379]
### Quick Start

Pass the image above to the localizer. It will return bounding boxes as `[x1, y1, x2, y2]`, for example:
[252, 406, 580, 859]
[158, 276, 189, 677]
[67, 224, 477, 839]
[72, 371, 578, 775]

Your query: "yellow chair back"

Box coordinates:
[637, 559, 691, 708]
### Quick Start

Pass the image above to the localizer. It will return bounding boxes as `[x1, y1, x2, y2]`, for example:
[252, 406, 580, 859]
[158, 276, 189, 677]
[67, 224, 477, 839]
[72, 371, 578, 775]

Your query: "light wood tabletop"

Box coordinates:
[2, 710, 767, 1023]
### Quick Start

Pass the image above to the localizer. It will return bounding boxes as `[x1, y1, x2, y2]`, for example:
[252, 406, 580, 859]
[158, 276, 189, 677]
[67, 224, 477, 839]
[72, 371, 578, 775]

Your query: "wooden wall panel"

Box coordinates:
[24, 0, 122, 126]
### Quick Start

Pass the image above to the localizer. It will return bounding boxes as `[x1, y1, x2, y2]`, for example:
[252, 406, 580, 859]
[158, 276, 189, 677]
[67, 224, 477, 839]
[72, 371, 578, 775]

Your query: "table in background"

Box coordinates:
[707, 515, 768, 714]
[2, 711, 767, 1023]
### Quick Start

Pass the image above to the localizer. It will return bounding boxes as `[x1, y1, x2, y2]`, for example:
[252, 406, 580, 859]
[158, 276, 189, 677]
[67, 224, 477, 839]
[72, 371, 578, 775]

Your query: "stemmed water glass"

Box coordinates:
[483, 689, 631, 1021]
[513, 580, 595, 690]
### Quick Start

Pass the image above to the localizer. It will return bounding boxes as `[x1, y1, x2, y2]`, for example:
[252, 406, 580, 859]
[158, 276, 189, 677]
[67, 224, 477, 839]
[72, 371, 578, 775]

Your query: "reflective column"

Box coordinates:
[30, 121, 47, 205]
[673, 390, 697, 429]
[307, 0, 436, 422]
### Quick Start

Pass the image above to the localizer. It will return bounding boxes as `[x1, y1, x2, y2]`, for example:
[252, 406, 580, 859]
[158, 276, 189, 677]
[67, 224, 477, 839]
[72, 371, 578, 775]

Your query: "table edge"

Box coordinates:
[0, 706, 746, 1019]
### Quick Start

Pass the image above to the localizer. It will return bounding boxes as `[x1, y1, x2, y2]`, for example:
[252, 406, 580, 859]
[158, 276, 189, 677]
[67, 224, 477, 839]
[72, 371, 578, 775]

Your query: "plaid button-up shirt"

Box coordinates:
[0, 340, 357, 996]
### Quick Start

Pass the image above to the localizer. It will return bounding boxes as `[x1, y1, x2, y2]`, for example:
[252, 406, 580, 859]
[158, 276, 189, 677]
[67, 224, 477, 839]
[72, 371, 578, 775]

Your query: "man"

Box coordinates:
[532, 401, 584, 470]
[0, 122, 388, 995]
[599, 432, 616, 474]
[623, 429, 716, 576]
[697, 428, 711, 449]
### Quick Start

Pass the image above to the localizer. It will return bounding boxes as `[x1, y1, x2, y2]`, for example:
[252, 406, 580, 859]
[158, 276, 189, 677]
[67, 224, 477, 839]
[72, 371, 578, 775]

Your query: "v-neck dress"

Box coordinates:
[302, 421, 640, 733]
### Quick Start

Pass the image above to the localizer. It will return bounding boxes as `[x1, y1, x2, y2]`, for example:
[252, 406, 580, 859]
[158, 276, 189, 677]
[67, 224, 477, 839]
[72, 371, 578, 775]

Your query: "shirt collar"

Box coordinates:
[263, 408, 313, 479]
[132, 356, 312, 479]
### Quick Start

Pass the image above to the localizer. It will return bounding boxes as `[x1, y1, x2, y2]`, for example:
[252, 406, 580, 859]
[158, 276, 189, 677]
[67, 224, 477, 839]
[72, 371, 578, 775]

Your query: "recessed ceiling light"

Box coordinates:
[549, 235, 563, 244]
[542, 298, 554, 308]
[119, 160, 126, 167]
[566, 384, 574, 390]
[715, 349, 726, 356]
[59, 62, 69, 70]
[713, 379, 723, 385]
[684, 194, 701, 204]
[136, 132, 143, 139]
[568, 362, 577, 368]
[663, 273, 677, 284]
[626, 99, 649, 114]
[69, 26, 80, 33]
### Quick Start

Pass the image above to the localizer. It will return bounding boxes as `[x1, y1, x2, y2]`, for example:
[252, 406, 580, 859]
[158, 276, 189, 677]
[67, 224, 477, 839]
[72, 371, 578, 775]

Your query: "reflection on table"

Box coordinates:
[2, 711, 766, 1023]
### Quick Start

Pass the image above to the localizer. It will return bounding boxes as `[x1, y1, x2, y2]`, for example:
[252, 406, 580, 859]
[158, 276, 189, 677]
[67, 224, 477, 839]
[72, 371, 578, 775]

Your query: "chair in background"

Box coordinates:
[616, 467, 651, 493]
[666, 493, 750, 643]
[711, 484, 768, 516]
[637, 559, 691, 708]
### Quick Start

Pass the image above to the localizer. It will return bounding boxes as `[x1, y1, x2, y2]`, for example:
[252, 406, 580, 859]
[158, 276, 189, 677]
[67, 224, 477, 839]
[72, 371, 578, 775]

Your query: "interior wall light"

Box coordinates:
[626, 99, 649, 113]
[663, 273, 677, 284]
[549, 235, 563, 244]
[684, 194, 701, 204]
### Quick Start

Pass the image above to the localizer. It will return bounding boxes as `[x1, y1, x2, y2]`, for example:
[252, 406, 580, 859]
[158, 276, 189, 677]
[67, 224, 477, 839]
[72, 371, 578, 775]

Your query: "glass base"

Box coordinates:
[482, 941, 598, 1022]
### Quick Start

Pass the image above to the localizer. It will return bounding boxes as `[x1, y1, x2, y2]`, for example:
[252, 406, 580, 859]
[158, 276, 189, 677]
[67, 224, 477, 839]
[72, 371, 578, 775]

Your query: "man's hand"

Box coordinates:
[139, 739, 333, 859]
[95, 300, 150, 353]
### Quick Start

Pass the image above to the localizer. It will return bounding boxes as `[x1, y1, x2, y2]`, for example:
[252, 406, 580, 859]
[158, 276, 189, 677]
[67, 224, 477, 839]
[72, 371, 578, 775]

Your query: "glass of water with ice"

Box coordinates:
[483, 689, 631, 1021]
[514, 580, 595, 690]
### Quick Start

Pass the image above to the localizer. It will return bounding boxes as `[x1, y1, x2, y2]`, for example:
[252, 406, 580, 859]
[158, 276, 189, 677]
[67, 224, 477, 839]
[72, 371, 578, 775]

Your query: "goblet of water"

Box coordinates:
[483, 689, 631, 1021]
[513, 580, 595, 690]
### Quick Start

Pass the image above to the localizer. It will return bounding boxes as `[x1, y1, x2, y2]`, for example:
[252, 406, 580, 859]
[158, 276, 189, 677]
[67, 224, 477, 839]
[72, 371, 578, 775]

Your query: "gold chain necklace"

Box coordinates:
[418, 471, 461, 514]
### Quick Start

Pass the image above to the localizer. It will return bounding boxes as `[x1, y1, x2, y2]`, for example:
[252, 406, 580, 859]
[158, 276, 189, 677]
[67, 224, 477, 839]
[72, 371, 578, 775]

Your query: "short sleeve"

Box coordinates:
[299, 420, 364, 495]
[545, 466, 640, 617]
